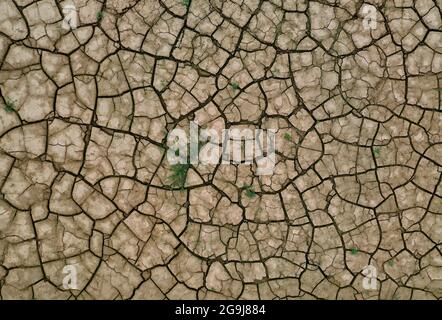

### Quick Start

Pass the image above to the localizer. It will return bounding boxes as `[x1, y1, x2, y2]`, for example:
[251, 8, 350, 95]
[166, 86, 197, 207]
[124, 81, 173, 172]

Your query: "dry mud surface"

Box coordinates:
[0, 0, 441, 300]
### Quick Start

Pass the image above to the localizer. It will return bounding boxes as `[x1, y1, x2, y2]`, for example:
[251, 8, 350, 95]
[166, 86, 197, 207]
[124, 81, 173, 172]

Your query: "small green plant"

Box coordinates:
[242, 184, 256, 198]
[373, 147, 380, 158]
[182, 0, 190, 7]
[229, 82, 240, 90]
[388, 259, 394, 267]
[246, 189, 255, 198]
[350, 247, 359, 255]
[4, 98, 15, 113]
[168, 164, 190, 190]
[284, 132, 292, 141]
[96, 11, 104, 21]
[198, 139, 209, 152]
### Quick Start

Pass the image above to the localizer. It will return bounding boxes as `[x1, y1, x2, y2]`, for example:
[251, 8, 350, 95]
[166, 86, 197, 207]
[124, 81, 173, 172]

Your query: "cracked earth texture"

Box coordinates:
[0, 0, 441, 300]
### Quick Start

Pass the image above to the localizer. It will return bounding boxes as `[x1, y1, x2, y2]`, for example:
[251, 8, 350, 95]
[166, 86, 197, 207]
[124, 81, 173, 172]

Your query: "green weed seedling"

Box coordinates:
[4, 98, 15, 113]
[230, 82, 240, 91]
[284, 132, 292, 141]
[242, 184, 256, 199]
[373, 147, 380, 158]
[168, 163, 190, 190]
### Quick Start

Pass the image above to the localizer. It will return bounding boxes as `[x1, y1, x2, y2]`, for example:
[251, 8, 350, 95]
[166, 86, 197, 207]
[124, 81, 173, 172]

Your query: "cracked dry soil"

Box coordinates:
[0, 0, 441, 300]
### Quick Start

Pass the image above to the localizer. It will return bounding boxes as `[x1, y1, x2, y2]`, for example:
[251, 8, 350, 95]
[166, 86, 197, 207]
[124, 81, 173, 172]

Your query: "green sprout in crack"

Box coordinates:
[242, 184, 256, 199]
[275, 23, 283, 36]
[350, 247, 359, 255]
[387, 259, 394, 267]
[284, 132, 292, 141]
[96, 11, 104, 21]
[168, 163, 190, 190]
[373, 147, 381, 158]
[245, 188, 256, 199]
[4, 98, 15, 113]
[182, 0, 190, 8]
[229, 82, 240, 91]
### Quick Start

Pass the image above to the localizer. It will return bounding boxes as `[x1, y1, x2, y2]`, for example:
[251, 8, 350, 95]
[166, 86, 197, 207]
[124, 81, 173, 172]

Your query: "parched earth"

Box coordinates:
[0, 0, 441, 300]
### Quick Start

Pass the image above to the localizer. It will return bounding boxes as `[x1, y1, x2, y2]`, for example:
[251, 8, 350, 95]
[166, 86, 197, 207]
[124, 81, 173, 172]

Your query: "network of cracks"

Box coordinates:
[0, 0, 441, 299]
